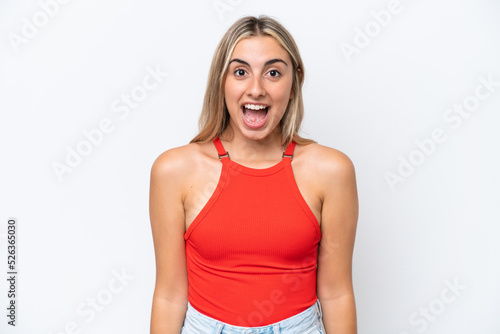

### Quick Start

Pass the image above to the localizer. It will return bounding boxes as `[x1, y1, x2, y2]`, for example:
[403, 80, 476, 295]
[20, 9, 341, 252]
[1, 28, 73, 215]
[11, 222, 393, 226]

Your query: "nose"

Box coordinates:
[247, 76, 266, 98]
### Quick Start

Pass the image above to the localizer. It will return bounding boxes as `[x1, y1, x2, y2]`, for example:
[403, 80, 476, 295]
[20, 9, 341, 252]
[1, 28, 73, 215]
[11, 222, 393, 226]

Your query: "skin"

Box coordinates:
[149, 35, 358, 333]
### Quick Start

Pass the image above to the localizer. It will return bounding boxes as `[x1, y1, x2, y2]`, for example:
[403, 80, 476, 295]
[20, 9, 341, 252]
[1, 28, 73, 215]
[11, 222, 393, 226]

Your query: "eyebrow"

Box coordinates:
[228, 58, 289, 67]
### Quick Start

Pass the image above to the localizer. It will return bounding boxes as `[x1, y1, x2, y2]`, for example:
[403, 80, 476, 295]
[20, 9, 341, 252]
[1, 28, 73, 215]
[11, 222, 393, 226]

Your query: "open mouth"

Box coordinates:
[242, 104, 269, 125]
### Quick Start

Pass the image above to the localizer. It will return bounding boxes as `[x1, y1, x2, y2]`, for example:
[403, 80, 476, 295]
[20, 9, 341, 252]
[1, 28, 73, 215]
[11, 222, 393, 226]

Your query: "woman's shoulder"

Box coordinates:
[295, 142, 355, 172]
[294, 142, 356, 193]
[292, 142, 356, 204]
[150, 141, 216, 177]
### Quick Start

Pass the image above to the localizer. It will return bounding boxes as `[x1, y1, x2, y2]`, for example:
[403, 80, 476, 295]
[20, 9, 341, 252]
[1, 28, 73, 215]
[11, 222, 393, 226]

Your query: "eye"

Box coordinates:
[234, 69, 246, 77]
[268, 69, 281, 78]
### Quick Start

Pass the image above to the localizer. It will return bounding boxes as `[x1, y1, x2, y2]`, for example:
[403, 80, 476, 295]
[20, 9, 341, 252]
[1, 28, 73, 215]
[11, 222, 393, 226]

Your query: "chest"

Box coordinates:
[185, 164, 321, 262]
[184, 160, 322, 233]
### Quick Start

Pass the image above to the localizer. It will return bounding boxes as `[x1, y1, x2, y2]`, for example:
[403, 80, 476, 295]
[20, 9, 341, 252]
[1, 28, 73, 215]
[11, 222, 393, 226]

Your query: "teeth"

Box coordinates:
[244, 104, 268, 110]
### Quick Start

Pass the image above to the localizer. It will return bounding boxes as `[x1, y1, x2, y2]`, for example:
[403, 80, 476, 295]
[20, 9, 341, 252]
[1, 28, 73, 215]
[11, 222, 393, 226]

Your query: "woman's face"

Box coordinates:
[224, 35, 294, 142]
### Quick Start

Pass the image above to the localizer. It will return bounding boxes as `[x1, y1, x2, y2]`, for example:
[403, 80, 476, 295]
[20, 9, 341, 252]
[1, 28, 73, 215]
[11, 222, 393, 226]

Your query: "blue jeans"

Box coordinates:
[180, 299, 325, 334]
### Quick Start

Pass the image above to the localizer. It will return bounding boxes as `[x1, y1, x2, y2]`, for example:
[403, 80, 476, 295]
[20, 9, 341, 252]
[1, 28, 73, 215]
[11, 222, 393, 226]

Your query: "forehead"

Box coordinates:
[230, 35, 291, 65]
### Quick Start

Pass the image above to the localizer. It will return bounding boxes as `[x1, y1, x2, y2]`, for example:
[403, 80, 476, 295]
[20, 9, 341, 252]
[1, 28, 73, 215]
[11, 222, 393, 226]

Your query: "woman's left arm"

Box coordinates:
[316, 148, 359, 334]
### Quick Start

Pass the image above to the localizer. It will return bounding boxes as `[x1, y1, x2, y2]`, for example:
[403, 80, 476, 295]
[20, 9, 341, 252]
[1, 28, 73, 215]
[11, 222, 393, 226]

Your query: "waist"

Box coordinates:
[187, 262, 318, 326]
[182, 299, 324, 334]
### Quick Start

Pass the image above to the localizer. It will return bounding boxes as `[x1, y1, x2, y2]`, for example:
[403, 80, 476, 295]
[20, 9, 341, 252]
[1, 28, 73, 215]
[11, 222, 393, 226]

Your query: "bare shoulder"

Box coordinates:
[151, 142, 214, 177]
[295, 142, 356, 181]
[292, 142, 357, 221]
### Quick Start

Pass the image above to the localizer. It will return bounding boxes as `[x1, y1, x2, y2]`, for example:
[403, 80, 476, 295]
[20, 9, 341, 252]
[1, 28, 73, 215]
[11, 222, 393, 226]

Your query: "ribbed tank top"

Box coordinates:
[184, 137, 321, 327]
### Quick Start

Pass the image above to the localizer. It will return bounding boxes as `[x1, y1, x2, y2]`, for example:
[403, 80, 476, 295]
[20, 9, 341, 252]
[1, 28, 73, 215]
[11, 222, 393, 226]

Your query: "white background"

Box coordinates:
[1, 0, 499, 333]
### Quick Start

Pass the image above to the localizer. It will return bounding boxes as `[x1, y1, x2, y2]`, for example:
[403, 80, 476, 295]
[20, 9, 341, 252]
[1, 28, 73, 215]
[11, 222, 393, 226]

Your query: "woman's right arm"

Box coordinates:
[149, 149, 189, 334]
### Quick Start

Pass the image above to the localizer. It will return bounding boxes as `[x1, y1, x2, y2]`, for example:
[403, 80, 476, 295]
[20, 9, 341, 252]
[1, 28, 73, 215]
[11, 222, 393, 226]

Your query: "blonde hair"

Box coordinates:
[190, 15, 315, 148]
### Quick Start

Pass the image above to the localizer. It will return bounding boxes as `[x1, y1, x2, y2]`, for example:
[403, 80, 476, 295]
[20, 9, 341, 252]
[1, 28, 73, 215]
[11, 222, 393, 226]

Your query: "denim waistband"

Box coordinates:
[182, 299, 324, 334]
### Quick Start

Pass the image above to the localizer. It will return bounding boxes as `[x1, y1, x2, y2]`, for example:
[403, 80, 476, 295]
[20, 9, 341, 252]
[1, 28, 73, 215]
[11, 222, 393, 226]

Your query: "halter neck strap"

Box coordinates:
[212, 137, 296, 161]
[213, 137, 229, 160]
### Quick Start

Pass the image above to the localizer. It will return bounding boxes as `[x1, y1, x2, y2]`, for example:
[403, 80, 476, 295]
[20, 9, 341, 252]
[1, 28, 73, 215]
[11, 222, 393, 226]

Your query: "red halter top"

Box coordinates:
[184, 137, 321, 326]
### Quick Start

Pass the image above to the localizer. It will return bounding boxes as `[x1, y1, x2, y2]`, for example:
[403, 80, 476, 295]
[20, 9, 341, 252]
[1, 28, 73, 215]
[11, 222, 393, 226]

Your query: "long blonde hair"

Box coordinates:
[190, 15, 315, 148]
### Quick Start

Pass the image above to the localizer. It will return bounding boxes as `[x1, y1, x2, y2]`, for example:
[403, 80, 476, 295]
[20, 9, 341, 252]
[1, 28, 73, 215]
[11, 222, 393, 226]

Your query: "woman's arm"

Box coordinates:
[316, 148, 359, 334]
[149, 149, 189, 334]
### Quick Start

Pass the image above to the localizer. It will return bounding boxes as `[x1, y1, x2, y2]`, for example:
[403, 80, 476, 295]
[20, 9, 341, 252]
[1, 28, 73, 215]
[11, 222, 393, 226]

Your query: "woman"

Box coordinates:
[149, 15, 358, 334]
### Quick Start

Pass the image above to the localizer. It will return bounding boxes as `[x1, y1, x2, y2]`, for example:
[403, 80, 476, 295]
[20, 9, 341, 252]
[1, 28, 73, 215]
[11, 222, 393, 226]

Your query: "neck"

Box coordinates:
[220, 125, 285, 163]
